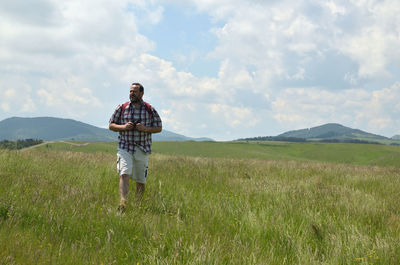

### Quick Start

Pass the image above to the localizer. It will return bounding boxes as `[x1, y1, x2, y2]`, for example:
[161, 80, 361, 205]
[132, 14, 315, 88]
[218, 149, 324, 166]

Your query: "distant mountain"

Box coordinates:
[238, 123, 396, 144]
[278, 123, 388, 140]
[153, 130, 214, 142]
[0, 117, 115, 141]
[0, 117, 213, 142]
[392, 135, 400, 140]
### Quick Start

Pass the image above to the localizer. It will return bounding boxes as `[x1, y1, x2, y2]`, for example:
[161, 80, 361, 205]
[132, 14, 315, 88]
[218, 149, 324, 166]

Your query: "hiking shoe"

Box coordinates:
[117, 200, 126, 213]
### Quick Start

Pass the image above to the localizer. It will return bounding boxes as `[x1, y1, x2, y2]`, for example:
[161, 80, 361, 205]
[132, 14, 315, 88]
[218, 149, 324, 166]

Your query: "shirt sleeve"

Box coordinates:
[151, 107, 162, 128]
[109, 104, 123, 125]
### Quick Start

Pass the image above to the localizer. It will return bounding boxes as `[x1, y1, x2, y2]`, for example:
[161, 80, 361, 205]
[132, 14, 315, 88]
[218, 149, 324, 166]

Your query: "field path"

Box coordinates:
[20, 141, 91, 151]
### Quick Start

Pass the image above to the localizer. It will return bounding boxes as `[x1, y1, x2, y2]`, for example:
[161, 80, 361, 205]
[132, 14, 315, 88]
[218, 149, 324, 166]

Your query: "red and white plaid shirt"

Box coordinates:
[109, 100, 162, 154]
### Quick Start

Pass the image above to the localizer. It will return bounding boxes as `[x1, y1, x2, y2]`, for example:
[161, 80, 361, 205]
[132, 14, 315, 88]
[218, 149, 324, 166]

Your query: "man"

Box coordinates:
[109, 82, 162, 212]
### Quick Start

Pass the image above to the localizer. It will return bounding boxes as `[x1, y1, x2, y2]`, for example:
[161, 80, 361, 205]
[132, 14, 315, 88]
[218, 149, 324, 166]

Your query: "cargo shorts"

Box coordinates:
[117, 148, 149, 184]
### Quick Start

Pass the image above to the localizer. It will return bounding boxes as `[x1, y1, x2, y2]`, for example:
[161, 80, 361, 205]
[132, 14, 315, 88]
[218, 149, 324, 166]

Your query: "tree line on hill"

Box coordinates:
[0, 139, 43, 150]
[236, 136, 388, 145]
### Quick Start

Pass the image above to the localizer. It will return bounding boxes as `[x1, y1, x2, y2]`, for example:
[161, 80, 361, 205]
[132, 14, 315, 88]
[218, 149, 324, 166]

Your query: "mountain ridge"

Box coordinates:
[238, 123, 400, 145]
[392, 135, 400, 140]
[278, 123, 388, 140]
[0, 117, 213, 142]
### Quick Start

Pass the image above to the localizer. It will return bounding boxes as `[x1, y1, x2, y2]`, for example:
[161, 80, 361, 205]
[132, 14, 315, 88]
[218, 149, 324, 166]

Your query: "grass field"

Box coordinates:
[153, 141, 400, 168]
[1, 141, 400, 264]
[33, 140, 400, 168]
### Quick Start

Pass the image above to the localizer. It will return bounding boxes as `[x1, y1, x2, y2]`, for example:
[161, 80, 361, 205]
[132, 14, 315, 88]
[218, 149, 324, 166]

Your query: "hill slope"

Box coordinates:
[0, 117, 116, 141]
[278, 123, 388, 140]
[392, 135, 400, 140]
[0, 117, 213, 142]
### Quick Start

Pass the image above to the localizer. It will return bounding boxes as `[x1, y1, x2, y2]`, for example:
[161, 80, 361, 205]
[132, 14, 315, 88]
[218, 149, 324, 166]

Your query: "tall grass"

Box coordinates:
[1, 145, 400, 264]
[153, 141, 400, 168]
[33, 140, 400, 168]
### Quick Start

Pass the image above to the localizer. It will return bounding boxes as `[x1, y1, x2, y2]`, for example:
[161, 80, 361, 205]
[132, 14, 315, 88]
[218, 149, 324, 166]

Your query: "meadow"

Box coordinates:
[1, 141, 400, 264]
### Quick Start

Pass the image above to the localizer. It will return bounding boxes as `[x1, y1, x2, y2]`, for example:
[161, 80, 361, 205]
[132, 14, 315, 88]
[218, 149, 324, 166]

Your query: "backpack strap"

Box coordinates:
[121, 101, 153, 116]
[121, 101, 130, 112]
[143, 101, 153, 116]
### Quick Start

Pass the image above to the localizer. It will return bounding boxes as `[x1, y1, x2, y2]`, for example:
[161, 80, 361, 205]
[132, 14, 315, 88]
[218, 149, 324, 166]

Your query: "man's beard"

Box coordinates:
[130, 96, 140, 103]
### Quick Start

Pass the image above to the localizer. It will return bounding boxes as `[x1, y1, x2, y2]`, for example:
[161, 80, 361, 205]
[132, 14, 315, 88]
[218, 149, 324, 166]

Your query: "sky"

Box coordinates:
[1, 0, 400, 141]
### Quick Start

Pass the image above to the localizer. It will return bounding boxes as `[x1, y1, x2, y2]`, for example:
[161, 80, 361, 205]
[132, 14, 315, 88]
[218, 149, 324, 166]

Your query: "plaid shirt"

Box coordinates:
[109, 100, 162, 154]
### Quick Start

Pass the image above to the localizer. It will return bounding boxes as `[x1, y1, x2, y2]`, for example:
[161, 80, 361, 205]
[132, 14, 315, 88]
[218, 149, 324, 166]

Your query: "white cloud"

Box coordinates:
[324, 1, 347, 17]
[159, 100, 263, 140]
[0, 85, 36, 113]
[0, 0, 156, 78]
[37, 76, 102, 111]
[271, 82, 400, 136]
[4, 89, 16, 98]
[1, 0, 400, 139]
[367, 82, 400, 130]
[284, 15, 318, 54]
[106, 51, 269, 139]
[117, 54, 225, 102]
[336, 0, 400, 79]
[192, 0, 400, 83]
[339, 27, 389, 78]
[0, 0, 159, 125]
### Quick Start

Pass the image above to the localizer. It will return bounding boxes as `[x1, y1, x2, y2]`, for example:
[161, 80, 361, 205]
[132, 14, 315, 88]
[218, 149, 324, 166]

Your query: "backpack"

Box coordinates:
[121, 101, 153, 116]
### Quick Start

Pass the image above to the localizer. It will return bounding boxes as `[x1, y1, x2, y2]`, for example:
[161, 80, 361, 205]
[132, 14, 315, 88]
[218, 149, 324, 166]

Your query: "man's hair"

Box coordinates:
[131, 82, 144, 92]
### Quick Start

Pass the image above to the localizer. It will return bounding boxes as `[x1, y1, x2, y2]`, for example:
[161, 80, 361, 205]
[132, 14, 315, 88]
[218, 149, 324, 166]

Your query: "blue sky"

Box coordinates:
[1, 0, 400, 141]
[137, 4, 221, 77]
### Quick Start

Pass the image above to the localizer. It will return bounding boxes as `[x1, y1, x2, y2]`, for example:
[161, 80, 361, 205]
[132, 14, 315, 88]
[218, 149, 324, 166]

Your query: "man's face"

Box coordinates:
[130, 85, 143, 103]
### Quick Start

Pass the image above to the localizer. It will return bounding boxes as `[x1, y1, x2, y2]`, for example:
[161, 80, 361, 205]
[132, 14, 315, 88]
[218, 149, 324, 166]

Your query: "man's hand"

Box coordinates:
[110, 122, 160, 133]
[124, 122, 135, 131]
[135, 123, 147, 132]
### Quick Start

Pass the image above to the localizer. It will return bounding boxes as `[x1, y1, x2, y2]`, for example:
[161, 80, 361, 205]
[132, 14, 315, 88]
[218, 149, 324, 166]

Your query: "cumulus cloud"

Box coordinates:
[37, 77, 101, 107]
[106, 52, 268, 139]
[0, 84, 36, 114]
[191, 0, 400, 84]
[0, 0, 158, 125]
[334, 0, 400, 79]
[159, 100, 264, 139]
[271, 82, 400, 136]
[1, 0, 400, 139]
[171, 0, 400, 137]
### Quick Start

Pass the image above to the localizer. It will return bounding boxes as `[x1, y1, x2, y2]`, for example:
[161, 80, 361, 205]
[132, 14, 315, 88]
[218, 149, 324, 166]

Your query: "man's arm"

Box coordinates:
[109, 122, 161, 133]
[136, 123, 162, 134]
[109, 122, 134, 132]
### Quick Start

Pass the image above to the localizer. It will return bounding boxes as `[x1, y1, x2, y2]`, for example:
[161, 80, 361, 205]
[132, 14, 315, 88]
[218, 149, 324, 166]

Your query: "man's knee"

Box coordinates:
[121, 174, 130, 180]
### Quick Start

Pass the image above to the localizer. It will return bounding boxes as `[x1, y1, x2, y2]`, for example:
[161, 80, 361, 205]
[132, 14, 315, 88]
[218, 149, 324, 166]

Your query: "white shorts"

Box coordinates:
[117, 148, 149, 184]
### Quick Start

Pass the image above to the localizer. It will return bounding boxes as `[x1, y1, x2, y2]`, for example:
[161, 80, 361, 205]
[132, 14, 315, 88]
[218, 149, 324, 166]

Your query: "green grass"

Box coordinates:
[2, 142, 400, 264]
[153, 141, 400, 168]
[33, 140, 400, 168]
[33, 141, 117, 154]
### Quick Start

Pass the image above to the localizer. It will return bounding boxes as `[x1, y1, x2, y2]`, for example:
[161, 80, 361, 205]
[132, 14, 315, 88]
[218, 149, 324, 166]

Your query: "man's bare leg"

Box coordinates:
[118, 174, 130, 211]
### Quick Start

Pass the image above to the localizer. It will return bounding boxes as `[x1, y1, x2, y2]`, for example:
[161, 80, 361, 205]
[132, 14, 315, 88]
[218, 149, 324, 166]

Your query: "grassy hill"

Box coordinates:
[392, 135, 400, 140]
[0, 117, 116, 141]
[1, 141, 400, 264]
[278, 123, 387, 140]
[238, 123, 400, 145]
